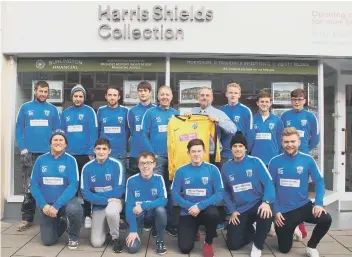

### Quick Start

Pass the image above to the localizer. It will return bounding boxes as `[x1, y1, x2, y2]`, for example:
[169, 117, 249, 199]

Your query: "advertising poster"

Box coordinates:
[272, 82, 304, 105]
[123, 80, 156, 104]
[308, 83, 318, 108]
[179, 80, 212, 104]
[32, 80, 64, 103]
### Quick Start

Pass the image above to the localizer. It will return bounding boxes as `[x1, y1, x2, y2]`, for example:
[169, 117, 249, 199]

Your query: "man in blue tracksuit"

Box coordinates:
[31, 130, 82, 249]
[61, 84, 98, 227]
[16, 80, 61, 232]
[269, 127, 331, 257]
[280, 88, 320, 239]
[171, 139, 224, 257]
[125, 152, 168, 255]
[222, 131, 275, 257]
[220, 83, 254, 167]
[127, 81, 155, 179]
[97, 87, 130, 168]
[81, 138, 125, 253]
[251, 90, 284, 166]
[140, 85, 179, 236]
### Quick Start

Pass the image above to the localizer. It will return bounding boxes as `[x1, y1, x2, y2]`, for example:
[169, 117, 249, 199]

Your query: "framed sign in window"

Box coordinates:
[32, 80, 64, 103]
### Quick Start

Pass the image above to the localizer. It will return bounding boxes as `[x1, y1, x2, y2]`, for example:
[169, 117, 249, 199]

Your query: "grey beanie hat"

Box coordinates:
[71, 84, 86, 100]
[50, 129, 68, 144]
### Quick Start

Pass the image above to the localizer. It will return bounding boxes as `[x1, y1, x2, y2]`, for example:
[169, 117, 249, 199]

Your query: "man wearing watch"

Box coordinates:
[221, 131, 275, 257]
[269, 128, 331, 257]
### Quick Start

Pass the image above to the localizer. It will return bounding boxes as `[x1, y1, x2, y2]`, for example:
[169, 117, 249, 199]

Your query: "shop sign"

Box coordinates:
[170, 59, 318, 75]
[17, 58, 166, 72]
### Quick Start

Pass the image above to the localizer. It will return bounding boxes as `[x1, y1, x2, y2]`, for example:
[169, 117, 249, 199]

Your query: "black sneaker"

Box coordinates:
[152, 227, 157, 238]
[156, 241, 167, 255]
[112, 238, 123, 253]
[166, 226, 177, 237]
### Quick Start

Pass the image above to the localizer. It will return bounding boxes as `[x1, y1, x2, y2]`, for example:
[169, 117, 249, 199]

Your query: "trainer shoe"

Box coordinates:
[299, 223, 308, 238]
[84, 216, 92, 229]
[267, 223, 276, 237]
[203, 242, 214, 257]
[16, 221, 32, 232]
[216, 223, 225, 230]
[112, 238, 123, 253]
[156, 241, 167, 255]
[293, 226, 303, 242]
[68, 240, 79, 250]
[166, 226, 177, 237]
[250, 243, 262, 257]
[306, 247, 320, 257]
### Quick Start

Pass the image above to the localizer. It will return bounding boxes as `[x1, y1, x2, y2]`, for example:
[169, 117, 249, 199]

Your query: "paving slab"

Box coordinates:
[273, 247, 307, 257]
[329, 230, 352, 236]
[3, 224, 40, 236]
[1, 221, 14, 228]
[1, 234, 34, 248]
[13, 241, 66, 257]
[1, 247, 21, 257]
[314, 241, 351, 255]
[331, 236, 352, 248]
[57, 248, 103, 257]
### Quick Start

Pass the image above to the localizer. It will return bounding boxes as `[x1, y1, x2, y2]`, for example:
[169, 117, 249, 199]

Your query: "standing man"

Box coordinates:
[127, 81, 155, 179]
[15, 80, 61, 231]
[31, 130, 82, 249]
[269, 128, 331, 257]
[220, 83, 254, 167]
[140, 85, 179, 236]
[81, 138, 125, 253]
[171, 139, 224, 257]
[189, 87, 237, 167]
[222, 131, 275, 257]
[281, 88, 320, 238]
[125, 152, 168, 255]
[61, 84, 98, 228]
[97, 87, 129, 168]
[251, 90, 284, 166]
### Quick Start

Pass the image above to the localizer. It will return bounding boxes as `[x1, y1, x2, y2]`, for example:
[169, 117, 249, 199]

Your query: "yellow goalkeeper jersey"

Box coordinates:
[167, 115, 221, 180]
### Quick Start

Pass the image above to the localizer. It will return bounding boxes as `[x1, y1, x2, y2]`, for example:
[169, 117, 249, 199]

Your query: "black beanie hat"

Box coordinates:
[50, 129, 68, 145]
[230, 131, 248, 149]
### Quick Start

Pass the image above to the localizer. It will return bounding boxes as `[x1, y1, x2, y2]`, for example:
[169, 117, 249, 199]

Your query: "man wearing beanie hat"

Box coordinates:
[61, 84, 98, 228]
[31, 129, 83, 249]
[221, 131, 275, 257]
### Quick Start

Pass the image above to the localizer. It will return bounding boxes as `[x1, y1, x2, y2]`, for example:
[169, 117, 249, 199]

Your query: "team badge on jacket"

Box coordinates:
[202, 177, 208, 185]
[118, 117, 123, 123]
[79, 114, 84, 120]
[297, 166, 304, 174]
[91, 175, 96, 182]
[42, 166, 47, 172]
[301, 120, 307, 126]
[135, 190, 140, 197]
[151, 188, 157, 196]
[105, 174, 111, 181]
[44, 110, 50, 116]
[269, 123, 275, 130]
[234, 116, 240, 122]
[58, 165, 66, 173]
[246, 170, 252, 177]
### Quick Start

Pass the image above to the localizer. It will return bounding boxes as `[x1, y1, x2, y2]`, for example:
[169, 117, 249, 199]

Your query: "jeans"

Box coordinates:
[127, 206, 167, 254]
[39, 197, 83, 246]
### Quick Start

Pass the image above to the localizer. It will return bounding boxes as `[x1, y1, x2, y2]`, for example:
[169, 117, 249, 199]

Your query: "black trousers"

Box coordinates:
[275, 201, 332, 253]
[74, 155, 92, 217]
[226, 202, 272, 250]
[178, 206, 222, 254]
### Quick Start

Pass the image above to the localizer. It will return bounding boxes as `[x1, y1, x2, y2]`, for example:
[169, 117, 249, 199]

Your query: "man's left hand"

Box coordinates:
[257, 202, 272, 219]
[312, 205, 327, 218]
[133, 204, 143, 215]
[49, 206, 58, 218]
[208, 115, 220, 123]
[188, 205, 200, 217]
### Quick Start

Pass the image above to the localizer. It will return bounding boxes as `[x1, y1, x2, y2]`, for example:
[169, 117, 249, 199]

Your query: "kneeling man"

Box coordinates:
[222, 131, 275, 257]
[81, 138, 125, 253]
[31, 130, 83, 249]
[171, 139, 224, 257]
[125, 152, 168, 255]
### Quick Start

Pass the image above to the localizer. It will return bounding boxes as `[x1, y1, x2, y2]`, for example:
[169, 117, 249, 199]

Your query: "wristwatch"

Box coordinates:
[263, 200, 270, 204]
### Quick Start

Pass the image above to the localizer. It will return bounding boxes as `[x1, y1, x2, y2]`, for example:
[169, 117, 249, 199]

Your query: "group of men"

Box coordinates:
[15, 79, 331, 257]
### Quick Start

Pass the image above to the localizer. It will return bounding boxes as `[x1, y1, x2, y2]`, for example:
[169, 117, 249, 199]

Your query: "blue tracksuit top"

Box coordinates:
[281, 109, 320, 154]
[81, 157, 125, 211]
[16, 100, 60, 153]
[61, 105, 98, 156]
[97, 105, 130, 158]
[268, 152, 325, 214]
[251, 113, 284, 165]
[140, 106, 179, 157]
[125, 173, 167, 232]
[171, 162, 224, 216]
[221, 155, 275, 214]
[127, 103, 156, 158]
[220, 103, 255, 156]
[30, 152, 79, 210]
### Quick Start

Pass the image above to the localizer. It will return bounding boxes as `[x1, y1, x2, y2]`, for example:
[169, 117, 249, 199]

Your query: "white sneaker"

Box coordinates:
[268, 223, 276, 237]
[84, 216, 92, 229]
[306, 247, 319, 257]
[250, 243, 262, 257]
[293, 226, 303, 241]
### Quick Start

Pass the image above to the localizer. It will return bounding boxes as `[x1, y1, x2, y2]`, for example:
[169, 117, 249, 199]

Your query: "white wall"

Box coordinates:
[2, 2, 352, 57]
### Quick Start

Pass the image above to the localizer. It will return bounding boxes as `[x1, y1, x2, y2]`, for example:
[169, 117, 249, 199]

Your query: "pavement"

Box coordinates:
[1, 220, 352, 257]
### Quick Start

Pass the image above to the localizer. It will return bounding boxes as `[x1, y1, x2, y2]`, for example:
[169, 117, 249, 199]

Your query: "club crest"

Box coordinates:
[246, 170, 252, 177]
[66, 116, 70, 121]
[103, 118, 107, 123]
[44, 110, 50, 116]
[28, 110, 34, 116]
[58, 165, 65, 173]
[229, 175, 234, 181]
[151, 188, 157, 196]
[156, 117, 161, 123]
[254, 124, 258, 129]
[105, 174, 111, 181]
[286, 120, 291, 126]
[192, 123, 198, 129]
[234, 116, 240, 122]
[202, 177, 209, 185]
[118, 117, 123, 123]
[135, 115, 140, 122]
[78, 114, 84, 120]
[301, 120, 307, 126]
[269, 123, 275, 130]
[41, 166, 47, 172]
[278, 168, 284, 174]
[91, 175, 96, 182]
[135, 191, 140, 197]
[184, 178, 190, 184]
[297, 166, 304, 174]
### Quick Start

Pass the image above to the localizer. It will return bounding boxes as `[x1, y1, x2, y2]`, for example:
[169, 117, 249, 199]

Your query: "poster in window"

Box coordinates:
[272, 82, 304, 105]
[271, 108, 290, 117]
[32, 80, 64, 103]
[179, 80, 212, 104]
[308, 83, 318, 109]
[123, 80, 156, 104]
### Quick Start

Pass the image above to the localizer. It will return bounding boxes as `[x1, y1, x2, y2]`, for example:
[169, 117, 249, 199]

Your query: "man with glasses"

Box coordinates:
[280, 88, 320, 240]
